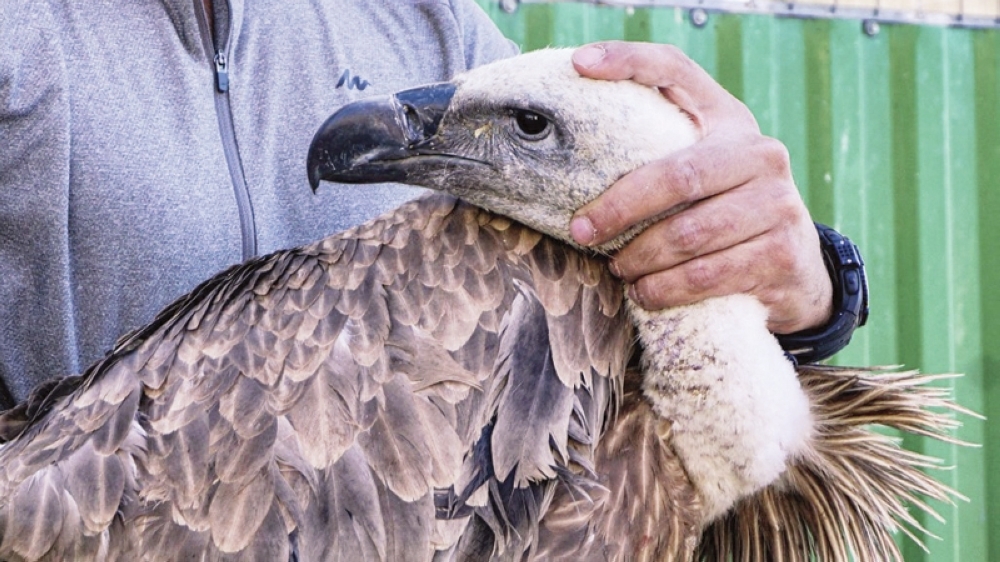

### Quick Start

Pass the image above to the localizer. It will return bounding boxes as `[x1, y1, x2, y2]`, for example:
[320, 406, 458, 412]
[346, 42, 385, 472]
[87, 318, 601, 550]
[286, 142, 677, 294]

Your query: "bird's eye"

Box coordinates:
[513, 109, 550, 139]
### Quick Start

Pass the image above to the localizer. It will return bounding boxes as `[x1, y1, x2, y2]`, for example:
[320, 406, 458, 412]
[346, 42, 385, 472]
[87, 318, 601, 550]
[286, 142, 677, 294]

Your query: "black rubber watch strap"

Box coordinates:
[776, 223, 869, 364]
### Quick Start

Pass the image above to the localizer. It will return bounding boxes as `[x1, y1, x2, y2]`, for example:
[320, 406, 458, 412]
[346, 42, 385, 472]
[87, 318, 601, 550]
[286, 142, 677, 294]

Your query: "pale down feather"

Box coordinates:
[0, 48, 971, 561]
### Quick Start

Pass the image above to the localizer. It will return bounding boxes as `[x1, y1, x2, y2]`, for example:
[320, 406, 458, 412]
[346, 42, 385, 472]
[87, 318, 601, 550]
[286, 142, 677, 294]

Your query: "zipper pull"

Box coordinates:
[214, 51, 229, 92]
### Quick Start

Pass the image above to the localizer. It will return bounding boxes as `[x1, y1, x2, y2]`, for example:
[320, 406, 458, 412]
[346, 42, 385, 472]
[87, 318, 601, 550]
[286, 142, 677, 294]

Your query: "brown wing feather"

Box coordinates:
[534, 371, 703, 562]
[0, 193, 632, 561]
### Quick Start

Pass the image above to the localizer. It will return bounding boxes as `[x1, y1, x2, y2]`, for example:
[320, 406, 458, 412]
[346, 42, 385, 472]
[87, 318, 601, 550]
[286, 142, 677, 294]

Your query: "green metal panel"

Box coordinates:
[478, 1, 1000, 559]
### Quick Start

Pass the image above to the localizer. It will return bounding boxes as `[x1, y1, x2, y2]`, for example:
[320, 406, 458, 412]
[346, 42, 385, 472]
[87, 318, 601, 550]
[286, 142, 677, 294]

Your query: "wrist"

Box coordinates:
[776, 224, 869, 364]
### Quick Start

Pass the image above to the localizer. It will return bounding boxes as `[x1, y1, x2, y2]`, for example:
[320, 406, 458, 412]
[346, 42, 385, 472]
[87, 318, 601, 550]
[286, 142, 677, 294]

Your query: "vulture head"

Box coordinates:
[308, 48, 697, 251]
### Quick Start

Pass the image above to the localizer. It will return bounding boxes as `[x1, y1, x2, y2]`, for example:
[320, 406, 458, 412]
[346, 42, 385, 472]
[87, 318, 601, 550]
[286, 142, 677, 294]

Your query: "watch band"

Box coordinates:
[776, 223, 869, 364]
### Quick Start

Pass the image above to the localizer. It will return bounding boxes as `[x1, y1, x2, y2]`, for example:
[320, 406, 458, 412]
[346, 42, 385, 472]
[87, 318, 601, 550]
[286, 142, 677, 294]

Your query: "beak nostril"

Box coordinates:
[393, 82, 455, 145]
[402, 104, 424, 145]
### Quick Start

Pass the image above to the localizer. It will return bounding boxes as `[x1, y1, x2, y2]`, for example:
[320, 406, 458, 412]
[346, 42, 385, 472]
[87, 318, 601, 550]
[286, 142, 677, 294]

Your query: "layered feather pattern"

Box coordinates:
[0, 194, 631, 561]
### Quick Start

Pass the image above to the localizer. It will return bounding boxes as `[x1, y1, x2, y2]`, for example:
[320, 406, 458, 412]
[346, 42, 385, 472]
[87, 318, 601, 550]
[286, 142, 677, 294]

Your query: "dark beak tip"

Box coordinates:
[307, 162, 323, 192]
[307, 128, 336, 191]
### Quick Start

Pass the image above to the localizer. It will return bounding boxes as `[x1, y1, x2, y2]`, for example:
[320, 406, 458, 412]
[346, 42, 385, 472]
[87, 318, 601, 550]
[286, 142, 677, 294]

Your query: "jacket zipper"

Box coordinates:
[214, 51, 229, 92]
[204, 3, 257, 260]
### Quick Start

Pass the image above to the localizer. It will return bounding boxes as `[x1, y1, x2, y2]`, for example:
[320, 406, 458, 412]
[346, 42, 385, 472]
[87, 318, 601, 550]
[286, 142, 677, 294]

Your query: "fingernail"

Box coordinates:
[573, 45, 606, 69]
[570, 216, 596, 245]
[609, 259, 623, 278]
[627, 284, 645, 308]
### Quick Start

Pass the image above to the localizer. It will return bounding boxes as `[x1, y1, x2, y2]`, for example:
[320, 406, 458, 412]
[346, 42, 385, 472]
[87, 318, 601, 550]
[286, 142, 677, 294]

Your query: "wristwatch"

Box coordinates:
[776, 223, 869, 365]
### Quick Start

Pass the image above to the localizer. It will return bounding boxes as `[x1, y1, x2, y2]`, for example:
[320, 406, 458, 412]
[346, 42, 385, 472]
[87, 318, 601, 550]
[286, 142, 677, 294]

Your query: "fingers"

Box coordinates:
[571, 134, 789, 247]
[610, 180, 784, 284]
[622, 195, 833, 334]
[626, 237, 768, 311]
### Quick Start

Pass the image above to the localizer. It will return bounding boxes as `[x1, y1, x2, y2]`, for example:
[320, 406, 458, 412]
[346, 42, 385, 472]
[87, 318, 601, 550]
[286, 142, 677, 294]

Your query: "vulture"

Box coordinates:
[0, 48, 969, 562]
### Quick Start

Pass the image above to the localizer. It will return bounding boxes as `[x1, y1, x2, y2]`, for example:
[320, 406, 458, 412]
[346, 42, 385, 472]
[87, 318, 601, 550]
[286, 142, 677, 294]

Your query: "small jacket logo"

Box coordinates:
[336, 69, 371, 91]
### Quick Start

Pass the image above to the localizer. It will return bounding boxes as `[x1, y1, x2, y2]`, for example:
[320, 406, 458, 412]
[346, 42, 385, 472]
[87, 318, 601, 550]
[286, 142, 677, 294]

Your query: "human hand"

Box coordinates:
[569, 41, 832, 334]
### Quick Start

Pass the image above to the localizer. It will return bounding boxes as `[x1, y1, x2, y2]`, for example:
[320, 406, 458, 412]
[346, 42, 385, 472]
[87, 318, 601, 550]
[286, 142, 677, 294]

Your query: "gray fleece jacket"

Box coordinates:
[0, 0, 518, 408]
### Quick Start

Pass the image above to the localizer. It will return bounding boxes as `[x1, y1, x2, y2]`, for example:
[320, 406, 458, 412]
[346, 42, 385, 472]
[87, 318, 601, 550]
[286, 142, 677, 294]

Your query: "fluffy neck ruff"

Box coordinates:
[630, 294, 813, 523]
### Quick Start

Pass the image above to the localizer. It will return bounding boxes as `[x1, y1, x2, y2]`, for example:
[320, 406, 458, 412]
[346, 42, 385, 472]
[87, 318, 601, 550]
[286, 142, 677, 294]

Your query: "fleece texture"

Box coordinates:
[0, 0, 517, 408]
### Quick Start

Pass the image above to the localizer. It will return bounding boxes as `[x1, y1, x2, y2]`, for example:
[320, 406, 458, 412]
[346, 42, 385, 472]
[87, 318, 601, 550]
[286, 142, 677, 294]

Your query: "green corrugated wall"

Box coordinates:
[477, 1, 1000, 559]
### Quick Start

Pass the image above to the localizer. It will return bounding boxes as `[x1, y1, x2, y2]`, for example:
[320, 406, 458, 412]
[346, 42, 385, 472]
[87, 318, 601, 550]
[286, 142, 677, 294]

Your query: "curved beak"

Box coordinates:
[307, 83, 457, 190]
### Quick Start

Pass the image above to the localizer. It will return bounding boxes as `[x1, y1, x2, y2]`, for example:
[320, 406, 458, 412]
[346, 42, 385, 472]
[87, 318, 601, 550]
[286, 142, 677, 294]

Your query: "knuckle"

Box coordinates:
[759, 136, 792, 175]
[756, 171, 805, 219]
[682, 258, 722, 293]
[650, 44, 699, 84]
[669, 155, 703, 201]
[734, 102, 760, 129]
[775, 192, 809, 225]
[657, 43, 687, 63]
[669, 47, 699, 75]
[669, 215, 709, 256]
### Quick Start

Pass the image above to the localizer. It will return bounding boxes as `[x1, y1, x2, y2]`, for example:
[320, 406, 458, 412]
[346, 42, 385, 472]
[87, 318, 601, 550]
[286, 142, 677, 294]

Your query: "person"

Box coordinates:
[0, 0, 849, 411]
